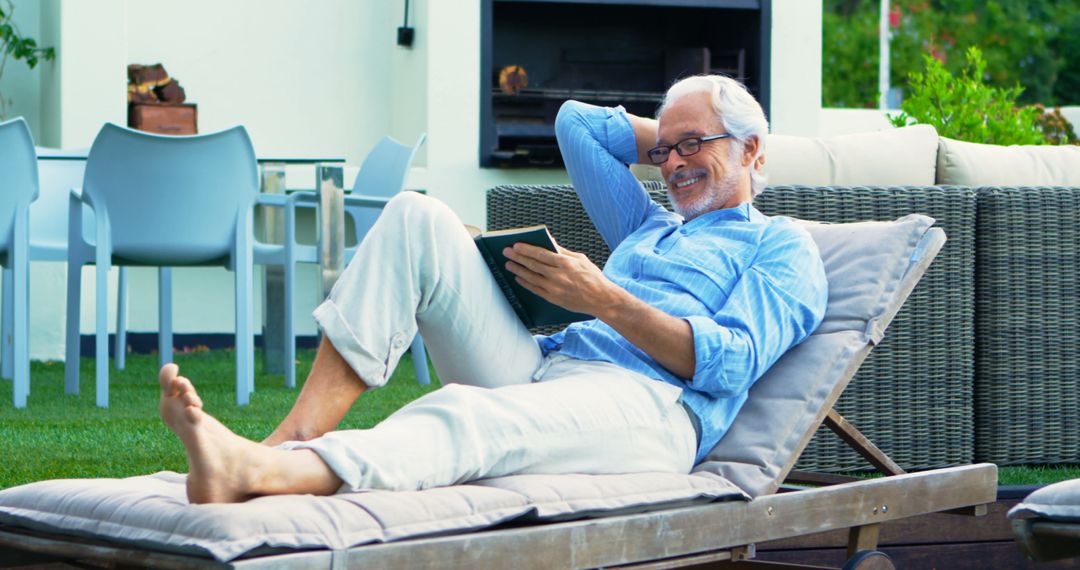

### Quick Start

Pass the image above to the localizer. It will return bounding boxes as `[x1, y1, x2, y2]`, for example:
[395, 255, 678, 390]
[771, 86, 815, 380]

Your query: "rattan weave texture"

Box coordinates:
[974, 186, 1080, 465]
[487, 183, 977, 472]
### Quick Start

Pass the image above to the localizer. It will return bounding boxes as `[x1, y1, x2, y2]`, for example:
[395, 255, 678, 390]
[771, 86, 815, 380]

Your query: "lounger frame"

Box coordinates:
[0, 462, 996, 569]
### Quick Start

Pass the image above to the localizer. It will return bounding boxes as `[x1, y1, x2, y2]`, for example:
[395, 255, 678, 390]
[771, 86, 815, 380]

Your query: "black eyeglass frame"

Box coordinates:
[646, 133, 734, 165]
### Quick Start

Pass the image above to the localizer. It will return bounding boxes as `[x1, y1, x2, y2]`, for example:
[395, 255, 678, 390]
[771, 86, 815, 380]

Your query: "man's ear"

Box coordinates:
[740, 135, 761, 167]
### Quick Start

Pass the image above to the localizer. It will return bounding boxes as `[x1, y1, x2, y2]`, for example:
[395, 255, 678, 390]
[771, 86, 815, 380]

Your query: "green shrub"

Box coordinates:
[889, 46, 1044, 145]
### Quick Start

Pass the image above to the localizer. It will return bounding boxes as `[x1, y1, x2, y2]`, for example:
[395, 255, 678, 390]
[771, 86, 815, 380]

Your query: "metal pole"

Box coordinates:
[880, 0, 891, 110]
[317, 165, 345, 300]
[260, 164, 287, 374]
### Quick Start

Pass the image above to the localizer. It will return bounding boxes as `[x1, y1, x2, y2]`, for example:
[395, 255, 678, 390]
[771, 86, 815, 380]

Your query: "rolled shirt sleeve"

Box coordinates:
[684, 242, 827, 397]
[555, 100, 665, 249]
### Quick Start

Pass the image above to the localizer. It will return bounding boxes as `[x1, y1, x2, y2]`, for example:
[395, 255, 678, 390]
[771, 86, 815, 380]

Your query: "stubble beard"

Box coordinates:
[669, 168, 740, 221]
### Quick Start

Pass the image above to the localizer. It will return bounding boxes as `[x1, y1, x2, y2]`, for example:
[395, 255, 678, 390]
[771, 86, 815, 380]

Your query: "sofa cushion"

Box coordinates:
[936, 137, 1080, 186]
[764, 125, 939, 187]
[1008, 478, 1080, 522]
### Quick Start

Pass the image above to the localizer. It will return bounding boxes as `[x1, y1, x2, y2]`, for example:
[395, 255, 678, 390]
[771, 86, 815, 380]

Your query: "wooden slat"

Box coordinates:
[822, 409, 906, 476]
[757, 540, 1069, 569]
[784, 471, 864, 487]
[760, 499, 1016, 551]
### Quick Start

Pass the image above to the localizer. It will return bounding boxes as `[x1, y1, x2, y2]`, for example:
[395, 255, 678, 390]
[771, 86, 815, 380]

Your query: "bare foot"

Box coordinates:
[159, 364, 266, 503]
[159, 364, 344, 503]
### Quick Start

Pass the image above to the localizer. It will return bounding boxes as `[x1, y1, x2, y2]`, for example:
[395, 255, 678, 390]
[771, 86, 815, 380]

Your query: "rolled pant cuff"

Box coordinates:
[313, 298, 390, 388]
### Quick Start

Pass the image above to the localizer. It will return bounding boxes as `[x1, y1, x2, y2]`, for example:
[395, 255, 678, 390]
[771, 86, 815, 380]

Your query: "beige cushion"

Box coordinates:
[1009, 478, 1080, 522]
[698, 215, 944, 497]
[936, 137, 1080, 186]
[764, 125, 939, 187]
[0, 470, 744, 562]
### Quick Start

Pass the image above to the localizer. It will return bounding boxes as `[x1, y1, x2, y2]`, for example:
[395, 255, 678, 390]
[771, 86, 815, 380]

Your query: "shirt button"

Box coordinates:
[632, 272, 640, 279]
[391, 333, 407, 349]
[679, 228, 688, 235]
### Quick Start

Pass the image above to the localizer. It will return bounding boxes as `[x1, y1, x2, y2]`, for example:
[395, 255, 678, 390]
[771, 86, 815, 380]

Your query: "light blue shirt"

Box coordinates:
[538, 101, 829, 463]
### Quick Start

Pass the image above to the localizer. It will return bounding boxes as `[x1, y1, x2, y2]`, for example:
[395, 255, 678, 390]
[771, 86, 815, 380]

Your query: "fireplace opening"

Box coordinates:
[481, 0, 771, 168]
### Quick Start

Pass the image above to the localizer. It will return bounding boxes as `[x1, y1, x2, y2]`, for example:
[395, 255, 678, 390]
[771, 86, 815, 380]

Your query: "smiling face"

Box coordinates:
[657, 91, 756, 220]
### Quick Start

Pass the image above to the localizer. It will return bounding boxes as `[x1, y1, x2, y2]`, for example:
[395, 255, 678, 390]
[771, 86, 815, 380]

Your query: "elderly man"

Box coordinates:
[160, 75, 827, 503]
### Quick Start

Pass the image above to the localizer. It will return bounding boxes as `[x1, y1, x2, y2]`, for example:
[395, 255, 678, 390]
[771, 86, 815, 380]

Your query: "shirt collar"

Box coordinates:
[680, 201, 760, 231]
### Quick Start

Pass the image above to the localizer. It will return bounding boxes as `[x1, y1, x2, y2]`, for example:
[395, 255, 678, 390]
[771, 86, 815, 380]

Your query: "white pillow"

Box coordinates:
[936, 137, 1080, 186]
[764, 125, 939, 187]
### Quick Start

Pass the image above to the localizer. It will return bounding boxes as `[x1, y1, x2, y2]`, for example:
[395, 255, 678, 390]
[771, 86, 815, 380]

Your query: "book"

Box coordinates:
[471, 224, 592, 328]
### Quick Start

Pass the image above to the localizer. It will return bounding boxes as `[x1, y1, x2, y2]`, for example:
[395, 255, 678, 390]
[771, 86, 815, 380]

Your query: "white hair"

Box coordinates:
[657, 75, 769, 196]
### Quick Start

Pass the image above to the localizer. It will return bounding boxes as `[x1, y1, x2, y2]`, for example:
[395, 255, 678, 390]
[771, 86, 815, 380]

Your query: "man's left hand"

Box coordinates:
[503, 240, 621, 317]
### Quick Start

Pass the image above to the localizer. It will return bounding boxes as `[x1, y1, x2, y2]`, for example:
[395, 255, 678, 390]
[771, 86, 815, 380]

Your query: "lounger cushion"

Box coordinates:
[1009, 478, 1080, 522]
[698, 214, 940, 497]
[0, 470, 745, 562]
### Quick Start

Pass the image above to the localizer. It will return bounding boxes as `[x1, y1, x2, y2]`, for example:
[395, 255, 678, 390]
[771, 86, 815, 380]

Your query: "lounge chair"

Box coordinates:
[0, 187, 997, 569]
[1010, 478, 1080, 562]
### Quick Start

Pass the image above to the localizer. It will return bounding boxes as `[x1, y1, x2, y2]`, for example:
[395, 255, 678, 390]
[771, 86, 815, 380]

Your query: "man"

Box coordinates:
[160, 75, 828, 504]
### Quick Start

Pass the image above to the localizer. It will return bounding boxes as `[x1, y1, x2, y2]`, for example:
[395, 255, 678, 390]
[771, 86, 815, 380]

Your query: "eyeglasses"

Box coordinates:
[646, 134, 733, 165]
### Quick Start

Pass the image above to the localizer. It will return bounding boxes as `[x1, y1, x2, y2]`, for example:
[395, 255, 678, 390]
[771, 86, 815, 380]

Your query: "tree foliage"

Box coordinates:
[889, 47, 1045, 145]
[0, 0, 55, 119]
[824, 0, 1080, 108]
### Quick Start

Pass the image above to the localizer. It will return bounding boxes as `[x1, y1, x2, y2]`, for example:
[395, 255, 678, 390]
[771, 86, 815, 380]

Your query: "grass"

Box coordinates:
[0, 350, 1077, 490]
[0, 348, 440, 489]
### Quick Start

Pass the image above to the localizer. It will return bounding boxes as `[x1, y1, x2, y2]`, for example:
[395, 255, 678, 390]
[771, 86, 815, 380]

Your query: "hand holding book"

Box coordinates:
[502, 239, 615, 318]
[472, 225, 592, 328]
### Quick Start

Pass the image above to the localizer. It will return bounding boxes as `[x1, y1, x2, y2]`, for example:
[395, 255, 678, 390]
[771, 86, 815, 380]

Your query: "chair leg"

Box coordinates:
[158, 267, 173, 370]
[283, 258, 296, 389]
[235, 234, 254, 406]
[411, 334, 431, 385]
[2, 266, 13, 381]
[95, 261, 110, 408]
[114, 267, 127, 370]
[12, 213, 29, 408]
[64, 260, 82, 396]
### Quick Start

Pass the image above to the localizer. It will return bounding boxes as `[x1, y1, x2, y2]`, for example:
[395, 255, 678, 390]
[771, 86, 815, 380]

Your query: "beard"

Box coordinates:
[668, 167, 741, 221]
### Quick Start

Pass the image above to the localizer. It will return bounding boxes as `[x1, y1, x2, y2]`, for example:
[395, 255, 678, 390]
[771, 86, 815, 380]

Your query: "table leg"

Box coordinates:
[316, 165, 346, 300]
[260, 165, 287, 375]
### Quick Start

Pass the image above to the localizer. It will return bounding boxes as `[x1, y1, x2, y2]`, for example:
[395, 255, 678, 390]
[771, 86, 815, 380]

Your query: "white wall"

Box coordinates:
[769, 0, 822, 136]
[12, 0, 824, 360]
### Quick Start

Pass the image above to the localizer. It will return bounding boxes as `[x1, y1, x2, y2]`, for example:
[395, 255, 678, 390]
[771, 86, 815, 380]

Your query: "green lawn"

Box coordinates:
[0, 350, 1076, 490]
[0, 349, 439, 489]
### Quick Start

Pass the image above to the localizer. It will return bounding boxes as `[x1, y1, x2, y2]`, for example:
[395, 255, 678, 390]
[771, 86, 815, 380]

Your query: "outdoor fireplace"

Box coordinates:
[480, 0, 771, 168]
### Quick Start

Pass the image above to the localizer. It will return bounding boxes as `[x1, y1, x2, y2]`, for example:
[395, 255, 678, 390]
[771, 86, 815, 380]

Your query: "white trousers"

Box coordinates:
[287, 192, 696, 492]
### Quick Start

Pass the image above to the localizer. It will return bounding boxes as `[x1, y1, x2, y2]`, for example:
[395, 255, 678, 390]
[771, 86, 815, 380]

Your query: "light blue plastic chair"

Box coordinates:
[4, 148, 158, 382]
[291, 134, 431, 385]
[65, 123, 286, 407]
[0, 118, 38, 408]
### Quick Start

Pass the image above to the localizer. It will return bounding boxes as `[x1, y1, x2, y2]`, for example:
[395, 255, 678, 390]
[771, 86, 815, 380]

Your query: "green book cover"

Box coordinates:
[472, 224, 592, 328]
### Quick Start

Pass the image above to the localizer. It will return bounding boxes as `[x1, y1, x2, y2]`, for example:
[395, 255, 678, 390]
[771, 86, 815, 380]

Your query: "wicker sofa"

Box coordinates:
[488, 130, 1080, 471]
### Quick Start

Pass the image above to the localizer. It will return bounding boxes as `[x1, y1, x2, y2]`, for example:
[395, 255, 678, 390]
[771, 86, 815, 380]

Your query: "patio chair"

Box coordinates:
[0, 196, 997, 568]
[62, 123, 290, 407]
[9, 147, 154, 381]
[1010, 478, 1080, 562]
[0, 118, 38, 408]
[290, 134, 431, 385]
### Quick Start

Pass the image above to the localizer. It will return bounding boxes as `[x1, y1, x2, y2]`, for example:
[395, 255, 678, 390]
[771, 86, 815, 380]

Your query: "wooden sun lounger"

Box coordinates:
[0, 464, 995, 569]
[0, 187, 998, 569]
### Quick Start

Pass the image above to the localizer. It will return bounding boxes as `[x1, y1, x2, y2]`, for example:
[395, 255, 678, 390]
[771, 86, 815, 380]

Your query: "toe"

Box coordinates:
[159, 363, 179, 389]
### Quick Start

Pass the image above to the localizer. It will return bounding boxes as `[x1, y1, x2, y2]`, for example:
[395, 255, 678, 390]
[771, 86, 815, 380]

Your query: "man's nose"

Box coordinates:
[667, 152, 689, 170]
